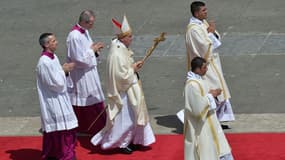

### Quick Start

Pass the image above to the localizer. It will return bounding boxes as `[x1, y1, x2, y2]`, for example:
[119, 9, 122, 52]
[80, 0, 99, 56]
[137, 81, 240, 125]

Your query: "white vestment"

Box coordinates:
[184, 71, 233, 160]
[66, 24, 105, 106]
[185, 17, 234, 122]
[91, 39, 155, 149]
[36, 54, 78, 133]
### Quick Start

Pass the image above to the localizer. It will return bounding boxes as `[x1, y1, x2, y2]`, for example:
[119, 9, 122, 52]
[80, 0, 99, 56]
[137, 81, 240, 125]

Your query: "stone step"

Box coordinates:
[1, 114, 284, 136]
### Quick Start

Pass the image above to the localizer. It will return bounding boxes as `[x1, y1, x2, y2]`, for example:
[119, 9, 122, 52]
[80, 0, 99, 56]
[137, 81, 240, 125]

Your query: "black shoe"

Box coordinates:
[38, 128, 43, 134]
[128, 143, 140, 151]
[221, 124, 231, 129]
[120, 147, 133, 154]
[46, 157, 57, 160]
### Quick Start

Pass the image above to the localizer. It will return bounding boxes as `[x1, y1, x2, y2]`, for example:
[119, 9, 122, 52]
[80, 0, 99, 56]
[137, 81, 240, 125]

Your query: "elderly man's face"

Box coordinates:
[85, 16, 95, 29]
[120, 34, 133, 47]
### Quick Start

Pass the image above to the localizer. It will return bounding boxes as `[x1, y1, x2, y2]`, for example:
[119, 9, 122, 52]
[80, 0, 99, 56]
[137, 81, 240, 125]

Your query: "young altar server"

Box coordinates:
[36, 33, 78, 160]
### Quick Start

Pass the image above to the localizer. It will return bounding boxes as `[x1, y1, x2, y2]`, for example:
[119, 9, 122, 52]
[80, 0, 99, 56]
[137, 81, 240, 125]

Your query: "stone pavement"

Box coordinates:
[1, 0, 285, 136]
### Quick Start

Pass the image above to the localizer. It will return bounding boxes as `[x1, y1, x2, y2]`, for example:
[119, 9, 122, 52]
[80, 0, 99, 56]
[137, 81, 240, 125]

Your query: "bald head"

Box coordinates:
[78, 10, 95, 29]
[79, 10, 95, 23]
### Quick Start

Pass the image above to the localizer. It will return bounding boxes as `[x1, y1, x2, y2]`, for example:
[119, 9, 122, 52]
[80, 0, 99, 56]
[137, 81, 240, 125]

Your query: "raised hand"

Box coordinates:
[62, 62, 76, 73]
[207, 21, 216, 33]
[91, 42, 105, 53]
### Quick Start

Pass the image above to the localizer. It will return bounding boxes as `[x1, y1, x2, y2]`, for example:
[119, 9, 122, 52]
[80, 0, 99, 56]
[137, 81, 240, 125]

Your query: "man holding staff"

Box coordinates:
[91, 15, 156, 154]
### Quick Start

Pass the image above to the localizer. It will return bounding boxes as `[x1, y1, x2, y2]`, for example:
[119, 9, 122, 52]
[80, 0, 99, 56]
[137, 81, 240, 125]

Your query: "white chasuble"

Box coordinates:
[90, 39, 155, 149]
[184, 75, 232, 160]
[106, 39, 149, 126]
[185, 18, 231, 102]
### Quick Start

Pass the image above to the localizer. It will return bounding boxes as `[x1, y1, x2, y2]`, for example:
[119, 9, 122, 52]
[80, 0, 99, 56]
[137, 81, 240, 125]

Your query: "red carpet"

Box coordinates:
[1, 133, 285, 160]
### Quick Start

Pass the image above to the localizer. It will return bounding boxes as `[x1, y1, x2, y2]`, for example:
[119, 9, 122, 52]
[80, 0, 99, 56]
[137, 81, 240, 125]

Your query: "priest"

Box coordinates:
[184, 57, 234, 160]
[185, 1, 235, 126]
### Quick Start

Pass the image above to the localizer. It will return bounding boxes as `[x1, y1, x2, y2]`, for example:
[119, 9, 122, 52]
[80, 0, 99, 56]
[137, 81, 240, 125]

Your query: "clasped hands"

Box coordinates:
[207, 21, 216, 33]
[91, 42, 105, 54]
[62, 62, 76, 75]
[62, 42, 105, 74]
[209, 88, 222, 98]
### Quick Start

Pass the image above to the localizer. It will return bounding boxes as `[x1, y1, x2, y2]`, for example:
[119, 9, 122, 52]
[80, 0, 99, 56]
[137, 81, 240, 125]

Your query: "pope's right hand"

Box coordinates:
[132, 60, 144, 72]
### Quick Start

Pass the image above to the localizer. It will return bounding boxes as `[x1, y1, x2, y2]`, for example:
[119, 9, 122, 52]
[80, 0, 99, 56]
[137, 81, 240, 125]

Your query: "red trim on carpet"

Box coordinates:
[1, 133, 285, 160]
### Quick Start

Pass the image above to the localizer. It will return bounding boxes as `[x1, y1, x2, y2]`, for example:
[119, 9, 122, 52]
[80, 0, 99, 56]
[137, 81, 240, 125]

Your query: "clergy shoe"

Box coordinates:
[120, 147, 133, 154]
[38, 128, 43, 134]
[46, 157, 58, 160]
[76, 132, 92, 137]
[221, 124, 231, 129]
[128, 143, 140, 151]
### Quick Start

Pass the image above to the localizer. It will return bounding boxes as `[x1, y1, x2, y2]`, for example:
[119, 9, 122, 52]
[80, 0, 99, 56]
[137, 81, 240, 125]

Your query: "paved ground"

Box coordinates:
[1, 0, 285, 136]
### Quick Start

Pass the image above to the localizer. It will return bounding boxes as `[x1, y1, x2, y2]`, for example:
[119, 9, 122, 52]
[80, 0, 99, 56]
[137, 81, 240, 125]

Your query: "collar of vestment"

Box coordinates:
[187, 71, 202, 80]
[189, 17, 204, 25]
[71, 24, 86, 34]
[113, 38, 126, 48]
[113, 39, 134, 57]
[41, 51, 55, 59]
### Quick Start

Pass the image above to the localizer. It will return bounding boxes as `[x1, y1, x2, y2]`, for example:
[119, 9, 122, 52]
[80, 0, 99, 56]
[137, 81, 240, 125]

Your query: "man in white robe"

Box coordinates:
[185, 1, 235, 126]
[91, 15, 155, 154]
[184, 57, 234, 160]
[66, 10, 106, 135]
[36, 33, 78, 160]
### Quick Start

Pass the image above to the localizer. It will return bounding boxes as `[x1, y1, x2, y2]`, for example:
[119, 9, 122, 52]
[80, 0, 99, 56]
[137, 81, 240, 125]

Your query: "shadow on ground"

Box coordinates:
[154, 115, 183, 134]
[6, 149, 42, 160]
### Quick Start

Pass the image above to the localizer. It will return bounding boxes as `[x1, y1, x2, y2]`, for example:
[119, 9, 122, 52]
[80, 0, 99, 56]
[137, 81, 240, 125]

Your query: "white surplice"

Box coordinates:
[36, 54, 78, 133]
[66, 24, 104, 106]
[185, 17, 235, 122]
[91, 39, 155, 149]
[184, 71, 233, 160]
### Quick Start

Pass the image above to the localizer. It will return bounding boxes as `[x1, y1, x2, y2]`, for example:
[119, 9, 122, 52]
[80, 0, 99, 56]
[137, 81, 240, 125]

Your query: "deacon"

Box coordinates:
[91, 15, 155, 154]
[66, 10, 106, 135]
[185, 1, 235, 128]
[184, 57, 234, 160]
[36, 33, 78, 160]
